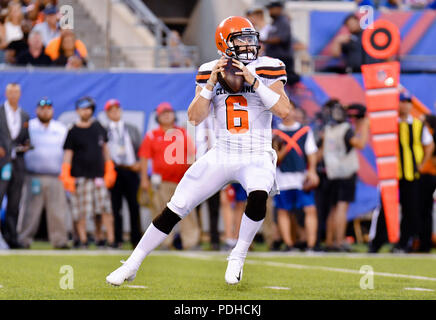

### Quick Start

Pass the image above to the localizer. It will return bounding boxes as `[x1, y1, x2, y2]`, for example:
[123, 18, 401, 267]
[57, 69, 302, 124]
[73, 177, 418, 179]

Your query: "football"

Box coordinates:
[217, 59, 245, 93]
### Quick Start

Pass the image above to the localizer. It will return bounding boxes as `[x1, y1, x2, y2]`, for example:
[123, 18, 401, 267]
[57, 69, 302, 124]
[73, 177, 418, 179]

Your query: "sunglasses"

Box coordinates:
[77, 100, 94, 109]
[38, 99, 53, 107]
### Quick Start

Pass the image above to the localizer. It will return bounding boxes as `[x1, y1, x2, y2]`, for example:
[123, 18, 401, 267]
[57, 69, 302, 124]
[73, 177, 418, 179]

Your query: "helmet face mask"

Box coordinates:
[227, 32, 260, 62]
[215, 16, 260, 63]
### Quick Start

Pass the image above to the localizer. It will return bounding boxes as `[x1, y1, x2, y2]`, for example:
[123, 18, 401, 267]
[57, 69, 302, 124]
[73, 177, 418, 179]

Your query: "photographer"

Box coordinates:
[321, 101, 369, 251]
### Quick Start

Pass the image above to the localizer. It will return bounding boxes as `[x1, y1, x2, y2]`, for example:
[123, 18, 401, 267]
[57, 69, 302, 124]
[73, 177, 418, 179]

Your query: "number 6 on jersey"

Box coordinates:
[226, 95, 249, 134]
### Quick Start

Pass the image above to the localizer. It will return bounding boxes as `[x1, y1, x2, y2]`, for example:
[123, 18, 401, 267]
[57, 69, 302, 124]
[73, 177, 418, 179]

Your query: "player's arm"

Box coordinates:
[267, 80, 293, 119]
[188, 57, 227, 126]
[232, 59, 292, 119]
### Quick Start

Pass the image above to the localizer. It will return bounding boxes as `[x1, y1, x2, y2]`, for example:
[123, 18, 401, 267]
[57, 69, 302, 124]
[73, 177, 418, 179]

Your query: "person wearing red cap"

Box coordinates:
[137, 102, 199, 250]
[104, 99, 142, 248]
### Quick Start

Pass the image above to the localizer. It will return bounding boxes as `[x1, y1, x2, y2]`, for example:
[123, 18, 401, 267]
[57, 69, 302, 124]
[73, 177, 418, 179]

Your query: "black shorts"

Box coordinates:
[325, 174, 357, 208]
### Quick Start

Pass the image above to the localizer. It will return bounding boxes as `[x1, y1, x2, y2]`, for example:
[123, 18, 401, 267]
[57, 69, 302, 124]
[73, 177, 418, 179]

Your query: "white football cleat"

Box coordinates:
[106, 262, 137, 286]
[225, 257, 244, 285]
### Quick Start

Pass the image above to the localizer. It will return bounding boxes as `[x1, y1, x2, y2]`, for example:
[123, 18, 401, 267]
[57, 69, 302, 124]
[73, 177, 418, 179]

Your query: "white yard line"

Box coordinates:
[404, 287, 435, 292]
[264, 286, 290, 290]
[125, 285, 148, 289]
[173, 254, 436, 283]
[243, 260, 436, 282]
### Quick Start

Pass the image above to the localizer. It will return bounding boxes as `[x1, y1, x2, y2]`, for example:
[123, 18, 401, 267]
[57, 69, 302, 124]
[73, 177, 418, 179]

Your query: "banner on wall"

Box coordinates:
[0, 70, 197, 134]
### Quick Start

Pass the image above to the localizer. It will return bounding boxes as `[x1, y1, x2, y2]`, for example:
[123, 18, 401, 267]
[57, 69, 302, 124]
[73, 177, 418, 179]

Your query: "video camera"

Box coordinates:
[315, 100, 367, 127]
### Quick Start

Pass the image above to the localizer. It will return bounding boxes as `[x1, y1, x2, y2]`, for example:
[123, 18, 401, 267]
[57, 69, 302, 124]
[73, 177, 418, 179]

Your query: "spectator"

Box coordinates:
[0, 1, 24, 50]
[52, 30, 87, 68]
[0, 129, 9, 249]
[331, 14, 380, 73]
[20, 0, 40, 22]
[45, 29, 87, 66]
[263, 1, 300, 85]
[272, 109, 319, 252]
[322, 101, 369, 251]
[138, 102, 200, 250]
[31, 4, 59, 46]
[393, 93, 434, 252]
[167, 30, 192, 68]
[0, 83, 30, 249]
[16, 30, 52, 66]
[417, 114, 436, 252]
[105, 99, 142, 248]
[0, 2, 30, 64]
[18, 97, 68, 249]
[313, 99, 339, 249]
[60, 96, 117, 248]
[380, 0, 406, 10]
[246, 6, 270, 56]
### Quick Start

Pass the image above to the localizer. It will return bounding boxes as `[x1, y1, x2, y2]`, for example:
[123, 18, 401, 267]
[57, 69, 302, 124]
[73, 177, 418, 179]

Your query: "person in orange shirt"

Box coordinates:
[45, 29, 87, 67]
[418, 114, 436, 252]
[138, 102, 200, 250]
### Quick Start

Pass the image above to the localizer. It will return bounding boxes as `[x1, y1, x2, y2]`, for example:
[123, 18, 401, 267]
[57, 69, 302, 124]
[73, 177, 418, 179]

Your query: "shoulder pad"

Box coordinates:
[196, 60, 218, 84]
[255, 57, 287, 79]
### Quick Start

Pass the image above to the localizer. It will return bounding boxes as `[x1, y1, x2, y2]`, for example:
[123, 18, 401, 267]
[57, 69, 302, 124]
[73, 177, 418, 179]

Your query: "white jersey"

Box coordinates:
[195, 56, 287, 155]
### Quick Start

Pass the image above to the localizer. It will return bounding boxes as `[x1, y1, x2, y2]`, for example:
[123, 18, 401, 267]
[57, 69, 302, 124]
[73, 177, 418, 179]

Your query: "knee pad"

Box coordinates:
[153, 207, 181, 234]
[245, 190, 268, 222]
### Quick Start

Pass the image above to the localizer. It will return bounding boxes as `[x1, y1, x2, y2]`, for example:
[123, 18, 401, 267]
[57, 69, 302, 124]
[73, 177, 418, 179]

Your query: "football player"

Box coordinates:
[106, 16, 293, 286]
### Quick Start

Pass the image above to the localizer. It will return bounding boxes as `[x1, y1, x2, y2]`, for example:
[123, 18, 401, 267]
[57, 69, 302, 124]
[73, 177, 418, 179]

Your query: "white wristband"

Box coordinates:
[256, 79, 280, 109]
[200, 86, 213, 100]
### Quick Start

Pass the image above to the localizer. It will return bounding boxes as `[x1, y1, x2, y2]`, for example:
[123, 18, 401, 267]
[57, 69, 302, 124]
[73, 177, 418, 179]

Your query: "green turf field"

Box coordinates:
[0, 250, 435, 300]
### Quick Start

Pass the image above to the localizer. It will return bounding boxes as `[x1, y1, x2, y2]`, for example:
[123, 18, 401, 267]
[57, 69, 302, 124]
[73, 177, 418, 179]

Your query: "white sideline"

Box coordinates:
[1, 250, 436, 259]
[243, 260, 436, 282]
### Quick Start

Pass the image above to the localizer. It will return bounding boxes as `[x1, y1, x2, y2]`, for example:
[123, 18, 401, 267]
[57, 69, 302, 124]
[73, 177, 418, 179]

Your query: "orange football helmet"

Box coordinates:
[215, 16, 260, 62]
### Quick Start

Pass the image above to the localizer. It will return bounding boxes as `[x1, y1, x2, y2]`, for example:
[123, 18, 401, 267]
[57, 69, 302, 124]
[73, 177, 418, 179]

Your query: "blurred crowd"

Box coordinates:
[0, 0, 87, 69]
[352, 0, 436, 10]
